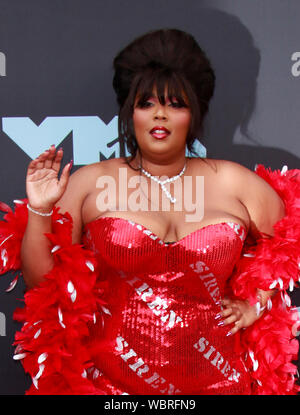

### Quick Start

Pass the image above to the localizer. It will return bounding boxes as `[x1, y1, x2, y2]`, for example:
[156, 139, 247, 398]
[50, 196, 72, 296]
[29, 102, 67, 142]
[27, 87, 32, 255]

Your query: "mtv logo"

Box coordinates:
[2, 115, 206, 164]
[2, 116, 121, 164]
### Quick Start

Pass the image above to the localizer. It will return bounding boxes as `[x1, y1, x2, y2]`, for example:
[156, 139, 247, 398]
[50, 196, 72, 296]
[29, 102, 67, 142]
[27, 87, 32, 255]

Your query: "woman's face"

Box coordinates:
[132, 90, 192, 160]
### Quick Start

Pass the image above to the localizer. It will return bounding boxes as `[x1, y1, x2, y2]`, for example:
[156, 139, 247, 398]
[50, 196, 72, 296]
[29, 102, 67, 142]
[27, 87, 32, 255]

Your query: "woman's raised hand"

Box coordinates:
[26, 145, 72, 212]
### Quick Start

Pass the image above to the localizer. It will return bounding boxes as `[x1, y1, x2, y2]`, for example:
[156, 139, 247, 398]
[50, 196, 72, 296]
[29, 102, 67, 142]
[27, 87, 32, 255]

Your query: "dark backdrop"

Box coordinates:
[0, 0, 299, 394]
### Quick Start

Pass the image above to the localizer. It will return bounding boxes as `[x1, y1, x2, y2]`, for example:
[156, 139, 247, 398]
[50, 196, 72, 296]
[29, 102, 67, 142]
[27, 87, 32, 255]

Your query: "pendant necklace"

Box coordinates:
[140, 162, 186, 204]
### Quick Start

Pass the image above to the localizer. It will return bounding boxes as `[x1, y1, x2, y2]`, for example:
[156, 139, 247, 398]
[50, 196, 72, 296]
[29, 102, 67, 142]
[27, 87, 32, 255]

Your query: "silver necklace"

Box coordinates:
[140, 162, 186, 203]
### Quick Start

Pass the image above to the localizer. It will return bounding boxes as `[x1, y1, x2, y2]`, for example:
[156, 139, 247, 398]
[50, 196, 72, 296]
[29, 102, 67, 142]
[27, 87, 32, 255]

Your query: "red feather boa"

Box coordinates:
[0, 164, 300, 395]
[229, 165, 300, 394]
[0, 202, 109, 394]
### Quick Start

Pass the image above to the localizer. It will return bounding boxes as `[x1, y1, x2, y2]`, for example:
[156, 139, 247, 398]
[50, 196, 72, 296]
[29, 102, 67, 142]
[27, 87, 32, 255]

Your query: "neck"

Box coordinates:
[132, 151, 187, 177]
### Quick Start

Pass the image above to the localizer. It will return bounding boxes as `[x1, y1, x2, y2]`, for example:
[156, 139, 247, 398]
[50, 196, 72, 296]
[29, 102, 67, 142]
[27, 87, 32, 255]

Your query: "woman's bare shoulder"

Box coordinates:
[212, 159, 281, 202]
[203, 158, 249, 172]
[190, 157, 237, 175]
[55, 158, 124, 241]
[216, 159, 285, 236]
[70, 157, 124, 182]
[56, 159, 119, 209]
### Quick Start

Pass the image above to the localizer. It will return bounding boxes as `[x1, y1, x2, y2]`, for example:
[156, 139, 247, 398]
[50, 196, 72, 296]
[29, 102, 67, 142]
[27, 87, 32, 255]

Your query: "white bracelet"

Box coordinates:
[27, 203, 53, 217]
[255, 301, 266, 317]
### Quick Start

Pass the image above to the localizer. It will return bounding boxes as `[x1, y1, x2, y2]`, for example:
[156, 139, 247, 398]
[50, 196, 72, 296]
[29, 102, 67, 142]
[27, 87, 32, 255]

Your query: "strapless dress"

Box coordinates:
[82, 217, 252, 395]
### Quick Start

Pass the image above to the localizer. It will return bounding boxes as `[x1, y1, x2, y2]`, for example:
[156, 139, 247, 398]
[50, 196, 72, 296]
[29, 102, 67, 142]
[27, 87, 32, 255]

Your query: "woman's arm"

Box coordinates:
[20, 146, 87, 289]
[216, 161, 285, 335]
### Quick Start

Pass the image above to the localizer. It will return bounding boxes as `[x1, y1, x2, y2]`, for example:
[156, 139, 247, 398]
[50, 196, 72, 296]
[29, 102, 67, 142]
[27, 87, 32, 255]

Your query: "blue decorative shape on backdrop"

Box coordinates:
[2, 116, 206, 163]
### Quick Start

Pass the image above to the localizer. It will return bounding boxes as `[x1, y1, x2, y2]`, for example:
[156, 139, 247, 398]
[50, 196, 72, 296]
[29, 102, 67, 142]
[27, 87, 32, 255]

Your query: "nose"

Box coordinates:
[153, 104, 167, 120]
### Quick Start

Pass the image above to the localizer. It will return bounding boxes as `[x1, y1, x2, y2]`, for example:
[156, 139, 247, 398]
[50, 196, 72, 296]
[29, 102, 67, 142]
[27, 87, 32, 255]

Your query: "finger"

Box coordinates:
[222, 313, 239, 327]
[57, 161, 72, 191]
[220, 297, 232, 306]
[29, 151, 50, 171]
[35, 155, 49, 170]
[216, 307, 233, 319]
[43, 145, 57, 169]
[227, 320, 243, 336]
[36, 146, 60, 169]
[27, 158, 40, 173]
[215, 308, 233, 327]
[52, 147, 64, 172]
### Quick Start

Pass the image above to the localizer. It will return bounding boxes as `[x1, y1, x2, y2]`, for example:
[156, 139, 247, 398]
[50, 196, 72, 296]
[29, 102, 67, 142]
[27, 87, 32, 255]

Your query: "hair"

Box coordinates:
[112, 28, 215, 167]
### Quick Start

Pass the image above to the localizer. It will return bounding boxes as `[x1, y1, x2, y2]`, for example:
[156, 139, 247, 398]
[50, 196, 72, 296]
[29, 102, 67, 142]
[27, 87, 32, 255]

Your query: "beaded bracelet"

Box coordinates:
[27, 203, 53, 217]
[255, 298, 267, 317]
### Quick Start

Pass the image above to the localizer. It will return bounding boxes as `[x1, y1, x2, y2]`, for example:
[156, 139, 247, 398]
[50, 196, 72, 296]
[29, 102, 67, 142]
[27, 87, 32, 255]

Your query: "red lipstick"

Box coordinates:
[150, 126, 171, 140]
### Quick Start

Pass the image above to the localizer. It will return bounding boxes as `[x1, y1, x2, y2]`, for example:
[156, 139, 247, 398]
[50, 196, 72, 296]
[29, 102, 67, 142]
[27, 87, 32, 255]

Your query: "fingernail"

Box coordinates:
[69, 159, 73, 169]
[226, 331, 232, 336]
[217, 321, 224, 327]
[215, 300, 222, 305]
[215, 313, 222, 320]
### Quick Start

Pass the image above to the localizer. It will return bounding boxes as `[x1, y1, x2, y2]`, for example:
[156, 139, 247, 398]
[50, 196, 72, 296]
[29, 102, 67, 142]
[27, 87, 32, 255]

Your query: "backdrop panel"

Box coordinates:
[0, 0, 299, 394]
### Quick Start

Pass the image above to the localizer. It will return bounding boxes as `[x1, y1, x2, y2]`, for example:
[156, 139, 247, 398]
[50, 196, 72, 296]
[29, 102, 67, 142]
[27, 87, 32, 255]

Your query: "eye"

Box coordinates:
[142, 101, 153, 108]
[169, 102, 184, 108]
[135, 99, 154, 109]
[168, 98, 188, 108]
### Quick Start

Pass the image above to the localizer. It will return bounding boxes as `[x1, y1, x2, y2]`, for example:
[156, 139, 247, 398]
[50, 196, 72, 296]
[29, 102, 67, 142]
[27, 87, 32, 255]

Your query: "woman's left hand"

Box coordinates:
[215, 297, 262, 336]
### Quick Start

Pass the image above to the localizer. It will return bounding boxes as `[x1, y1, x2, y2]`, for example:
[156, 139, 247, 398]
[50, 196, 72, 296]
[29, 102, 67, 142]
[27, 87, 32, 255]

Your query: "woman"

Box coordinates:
[1, 29, 300, 395]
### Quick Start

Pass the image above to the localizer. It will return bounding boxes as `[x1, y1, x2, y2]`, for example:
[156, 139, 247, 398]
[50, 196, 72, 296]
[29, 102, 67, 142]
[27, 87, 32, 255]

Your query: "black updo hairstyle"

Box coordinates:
[113, 28, 215, 167]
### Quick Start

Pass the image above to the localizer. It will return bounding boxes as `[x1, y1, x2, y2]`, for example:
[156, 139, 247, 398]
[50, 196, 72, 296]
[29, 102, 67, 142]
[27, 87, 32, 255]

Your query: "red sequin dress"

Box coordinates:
[82, 217, 252, 395]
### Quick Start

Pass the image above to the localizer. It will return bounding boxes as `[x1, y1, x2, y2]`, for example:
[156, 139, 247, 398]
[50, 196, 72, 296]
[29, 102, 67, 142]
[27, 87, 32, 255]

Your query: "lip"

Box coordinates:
[149, 126, 171, 140]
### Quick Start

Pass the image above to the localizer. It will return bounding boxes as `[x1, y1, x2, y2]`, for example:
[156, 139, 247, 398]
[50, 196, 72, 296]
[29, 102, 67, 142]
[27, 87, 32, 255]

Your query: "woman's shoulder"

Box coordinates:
[215, 159, 285, 236]
[69, 157, 124, 182]
[201, 158, 250, 172]
[56, 159, 120, 209]
[191, 157, 251, 176]
[198, 158, 261, 180]
[210, 159, 281, 201]
[55, 158, 124, 233]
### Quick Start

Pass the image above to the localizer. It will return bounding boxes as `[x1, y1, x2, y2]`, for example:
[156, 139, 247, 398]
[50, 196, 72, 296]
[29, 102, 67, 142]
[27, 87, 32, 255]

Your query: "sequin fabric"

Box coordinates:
[82, 217, 252, 395]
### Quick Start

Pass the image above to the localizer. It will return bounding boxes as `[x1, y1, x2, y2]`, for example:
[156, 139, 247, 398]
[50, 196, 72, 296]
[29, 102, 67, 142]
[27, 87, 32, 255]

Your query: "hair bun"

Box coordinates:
[113, 28, 215, 159]
[113, 28, 215, 107]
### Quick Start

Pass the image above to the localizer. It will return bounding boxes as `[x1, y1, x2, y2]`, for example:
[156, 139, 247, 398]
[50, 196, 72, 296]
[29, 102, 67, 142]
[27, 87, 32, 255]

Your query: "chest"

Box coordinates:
[83, 217, 246, 277]
[81, 161, 250, 242]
